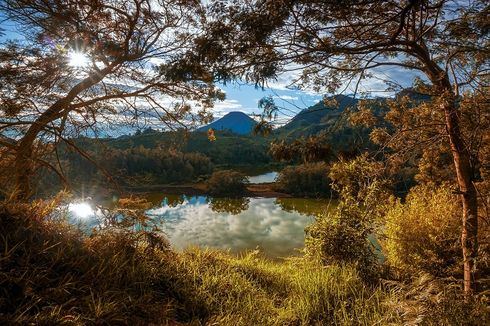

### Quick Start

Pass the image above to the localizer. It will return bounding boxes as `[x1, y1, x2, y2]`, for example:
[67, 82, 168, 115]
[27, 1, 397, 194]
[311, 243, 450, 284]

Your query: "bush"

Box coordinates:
[383, 183, 462, 277]
[304, 155, 391, 281]
[206, 170, 248, 197]
[305, 208, 380, 281]
[274, 162, 333, 197]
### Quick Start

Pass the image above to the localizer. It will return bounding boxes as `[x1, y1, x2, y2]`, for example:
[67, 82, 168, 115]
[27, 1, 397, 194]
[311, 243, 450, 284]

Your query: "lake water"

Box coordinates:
[248, 171, 278, 183]
[67, 171, 336, 259]
[144, 194, 335, 259]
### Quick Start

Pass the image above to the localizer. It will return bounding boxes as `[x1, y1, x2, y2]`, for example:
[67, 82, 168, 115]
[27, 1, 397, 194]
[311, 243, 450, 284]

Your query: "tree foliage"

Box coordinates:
[0, 0, 222, 198]
[270, 135, 331, 164]
[274, 162, 332, 198]
[206, 170, 249, 197]
[383, 183, 462, 278]
[305, 155, 391, 280]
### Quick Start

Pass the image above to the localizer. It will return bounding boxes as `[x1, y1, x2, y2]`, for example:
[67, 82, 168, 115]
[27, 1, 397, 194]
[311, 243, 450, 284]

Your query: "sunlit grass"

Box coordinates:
[174, 247, 396, 325]
[1, 201, 487, 325]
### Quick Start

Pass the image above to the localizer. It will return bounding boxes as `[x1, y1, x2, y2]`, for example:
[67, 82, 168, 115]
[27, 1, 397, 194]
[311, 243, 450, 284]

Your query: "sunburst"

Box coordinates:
[68, 50, 89, 68]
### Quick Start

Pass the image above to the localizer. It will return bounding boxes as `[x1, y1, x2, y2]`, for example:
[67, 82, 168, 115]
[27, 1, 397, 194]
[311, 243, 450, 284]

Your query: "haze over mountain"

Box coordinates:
[197, 111, 257, 135]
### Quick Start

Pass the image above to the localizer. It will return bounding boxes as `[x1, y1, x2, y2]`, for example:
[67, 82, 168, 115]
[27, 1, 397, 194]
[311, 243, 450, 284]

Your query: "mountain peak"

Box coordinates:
[197, 111, 257, 135]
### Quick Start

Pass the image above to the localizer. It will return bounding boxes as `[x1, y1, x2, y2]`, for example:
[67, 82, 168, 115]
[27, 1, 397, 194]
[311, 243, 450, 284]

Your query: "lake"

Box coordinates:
[247, 171, 278, 183]
[145, 194, 335, 259]
[68, 194, 336, 259]
[67, 171, 337, 259]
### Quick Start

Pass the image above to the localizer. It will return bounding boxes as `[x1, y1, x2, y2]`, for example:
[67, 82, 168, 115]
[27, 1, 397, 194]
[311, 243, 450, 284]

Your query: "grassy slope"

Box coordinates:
[0, 201, 393, 325]
[1, 201, 487, 325]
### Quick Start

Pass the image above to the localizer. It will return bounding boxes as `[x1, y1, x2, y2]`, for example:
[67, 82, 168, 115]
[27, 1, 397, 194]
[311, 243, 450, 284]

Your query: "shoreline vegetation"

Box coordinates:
[93, 164, 335, 198]
[124, 182, 293, 198]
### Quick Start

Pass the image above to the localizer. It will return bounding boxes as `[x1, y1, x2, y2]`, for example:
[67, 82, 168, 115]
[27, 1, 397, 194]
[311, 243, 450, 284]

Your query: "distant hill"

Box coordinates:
[72, 128, 272, 167]
[275, 95, 359, 138]
[197, 111, 257, 135]
[69, 90, 427, 165]
[272, 94, 396, 156]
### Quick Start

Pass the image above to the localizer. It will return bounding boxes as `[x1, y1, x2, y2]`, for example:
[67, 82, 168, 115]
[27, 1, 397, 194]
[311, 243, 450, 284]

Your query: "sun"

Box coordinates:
[68, 51, 89, 68]
[68, 202, 94, 219]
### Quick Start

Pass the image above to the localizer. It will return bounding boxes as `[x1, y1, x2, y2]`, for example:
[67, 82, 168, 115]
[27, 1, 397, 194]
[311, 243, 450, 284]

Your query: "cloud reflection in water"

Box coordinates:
[146, 196, 315, 259]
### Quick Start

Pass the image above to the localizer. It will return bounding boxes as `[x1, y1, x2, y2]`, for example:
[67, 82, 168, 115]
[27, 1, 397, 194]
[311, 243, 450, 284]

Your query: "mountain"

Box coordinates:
[197, 111, 257, 135]
[275, 95, 359, 138]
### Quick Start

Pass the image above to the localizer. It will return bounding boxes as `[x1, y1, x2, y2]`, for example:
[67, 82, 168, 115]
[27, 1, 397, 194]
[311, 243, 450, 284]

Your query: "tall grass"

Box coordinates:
[1, 200, 488, 325]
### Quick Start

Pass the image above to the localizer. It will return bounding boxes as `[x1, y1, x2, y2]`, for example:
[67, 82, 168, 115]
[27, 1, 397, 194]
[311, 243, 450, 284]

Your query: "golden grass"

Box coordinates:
[1, 200, 487, 325]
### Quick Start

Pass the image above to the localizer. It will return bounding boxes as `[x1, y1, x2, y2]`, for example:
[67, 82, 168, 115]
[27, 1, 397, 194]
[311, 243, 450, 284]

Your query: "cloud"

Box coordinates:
[264, 61, 424, 98]
[273, 95, 299, 101]
[213, 99, 243, 110]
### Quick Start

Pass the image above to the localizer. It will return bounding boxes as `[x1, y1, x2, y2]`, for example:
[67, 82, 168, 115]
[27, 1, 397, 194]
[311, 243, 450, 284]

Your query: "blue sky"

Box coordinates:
[214, 63, 421, 126]
[0, 13, 421, 130]
[215, 82, 323, 124]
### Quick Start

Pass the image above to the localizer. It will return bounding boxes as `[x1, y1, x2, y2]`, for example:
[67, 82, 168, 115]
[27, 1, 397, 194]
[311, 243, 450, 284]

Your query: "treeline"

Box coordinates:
[39, 146, 214, 192]
[103, 147, 214, 184]
[100, 129, 272, 167]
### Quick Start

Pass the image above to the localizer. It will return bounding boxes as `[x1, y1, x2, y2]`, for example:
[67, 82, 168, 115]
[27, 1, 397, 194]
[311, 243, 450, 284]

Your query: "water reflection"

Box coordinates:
[275, 197, 336, 217]
[145, 196, 318, 259]
[208, 197, 250, 215]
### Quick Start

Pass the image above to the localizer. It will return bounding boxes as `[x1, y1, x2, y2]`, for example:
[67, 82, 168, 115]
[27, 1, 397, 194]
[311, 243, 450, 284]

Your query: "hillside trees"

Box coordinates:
[57, 146, 214, 187]
[270, 135, 331, 163]
[0, 0, 221, 199]
[202, 0, 489, 296]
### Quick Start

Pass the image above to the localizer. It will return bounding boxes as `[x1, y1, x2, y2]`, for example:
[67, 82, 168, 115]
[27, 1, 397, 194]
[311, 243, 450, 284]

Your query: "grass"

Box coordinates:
[169, 248, 397, 325]
[1, 200, 488, 325]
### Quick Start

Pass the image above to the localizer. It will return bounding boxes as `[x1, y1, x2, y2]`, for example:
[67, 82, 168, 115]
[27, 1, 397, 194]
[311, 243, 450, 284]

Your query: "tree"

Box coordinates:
[270, 135, 331, 163]
[203, 0, 489, 296]
[0, 0, 221, 199]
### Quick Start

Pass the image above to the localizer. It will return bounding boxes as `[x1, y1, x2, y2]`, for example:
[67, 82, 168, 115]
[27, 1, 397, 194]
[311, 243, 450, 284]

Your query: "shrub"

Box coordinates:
[383, 183, 462, 277]
[305, 208, 380, 282]
[274, 162, 332, 197]
[304, 155, 391, 282]
[206, 170, 248, 197]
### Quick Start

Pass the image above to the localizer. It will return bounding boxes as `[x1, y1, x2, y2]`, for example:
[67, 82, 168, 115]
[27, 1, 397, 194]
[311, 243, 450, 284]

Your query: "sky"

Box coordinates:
[214, 63, 420, 126]
[0, 10, 421, 133]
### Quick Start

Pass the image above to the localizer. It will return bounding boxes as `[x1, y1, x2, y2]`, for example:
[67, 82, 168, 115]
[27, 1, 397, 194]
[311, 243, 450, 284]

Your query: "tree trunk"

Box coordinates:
[443, 98, 479, 297]
[13, 101, 67, 199]
[415, 43, 479, 297]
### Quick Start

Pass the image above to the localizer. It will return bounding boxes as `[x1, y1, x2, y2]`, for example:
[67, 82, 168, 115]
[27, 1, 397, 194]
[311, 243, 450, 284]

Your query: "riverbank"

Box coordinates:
[124, 182, 293, 198]
[0, 201, 389, 324]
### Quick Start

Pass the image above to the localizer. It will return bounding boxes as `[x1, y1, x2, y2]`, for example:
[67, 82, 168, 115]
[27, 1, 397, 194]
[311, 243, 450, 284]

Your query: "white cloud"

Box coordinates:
[213, 99, 243, 110]
[273, 95, 299, 101]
